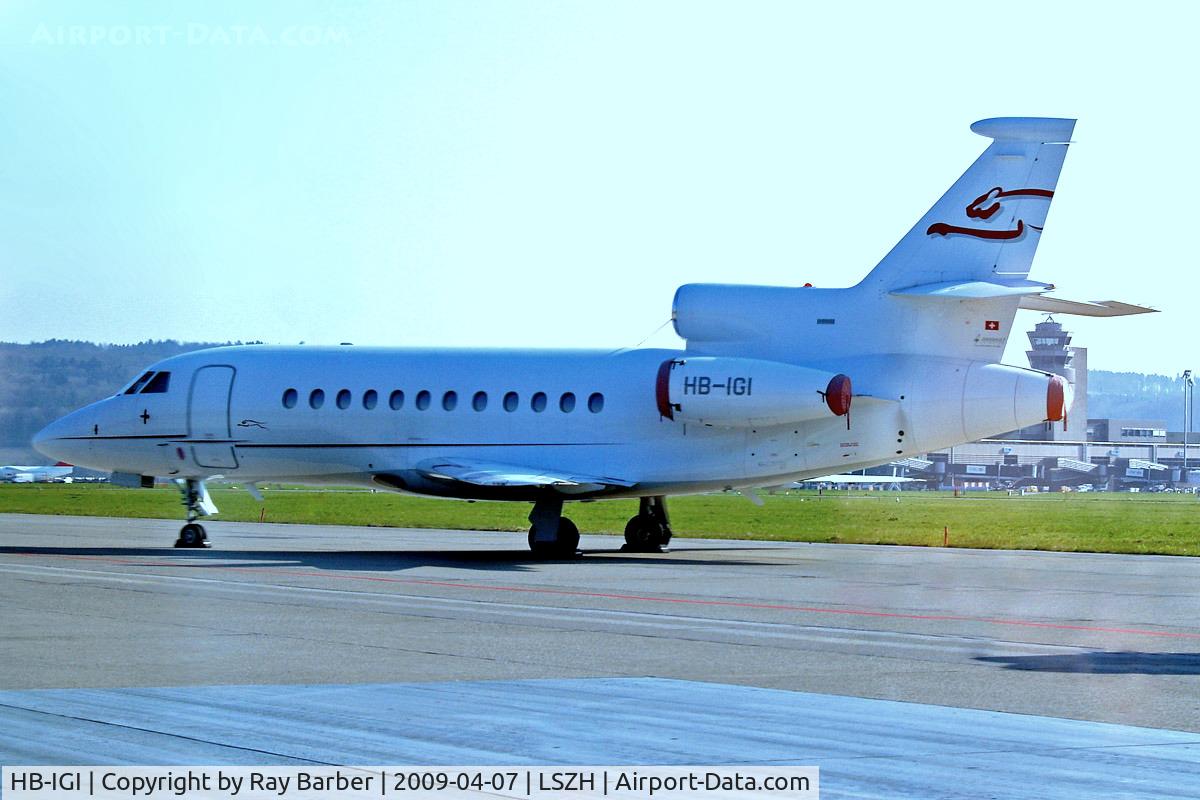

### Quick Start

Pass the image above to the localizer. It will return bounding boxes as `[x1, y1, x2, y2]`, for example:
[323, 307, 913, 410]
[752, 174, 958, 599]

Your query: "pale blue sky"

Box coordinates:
[1, 1, 1195, 375]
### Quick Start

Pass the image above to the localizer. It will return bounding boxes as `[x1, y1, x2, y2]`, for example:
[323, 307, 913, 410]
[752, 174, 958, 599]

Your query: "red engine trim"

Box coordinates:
[1046, 374, 1067, 421]
[825, 374, 852, 417]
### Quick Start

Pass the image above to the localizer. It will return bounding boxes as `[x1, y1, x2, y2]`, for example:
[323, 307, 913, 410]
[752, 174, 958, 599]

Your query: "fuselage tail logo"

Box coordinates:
[927, 187, 1053, 240]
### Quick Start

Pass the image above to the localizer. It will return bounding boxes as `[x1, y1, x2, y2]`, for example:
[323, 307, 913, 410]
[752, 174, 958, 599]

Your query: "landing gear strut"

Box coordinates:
[623, 496, 672, 553]
[174, 478, 213, 548]
[527, 497, 580, 558]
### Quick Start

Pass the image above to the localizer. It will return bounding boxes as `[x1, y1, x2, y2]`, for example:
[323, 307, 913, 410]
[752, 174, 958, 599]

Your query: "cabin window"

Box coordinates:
[442, 390, 458, 411]
[531, 392, 547, 412]
[336, 389, 352, 409]
[363, 389, 378, 410]
[282, 388, 298, 409]
[559, 392, 576, 413]
[503, 391, 519, 412]
[141, 372, 171, 393]
[309, 389, 325, 409]
[473, 391, 488, 411]
[124, 371, 155, 395]
[588, 392, 604, 413]
[389, 390, 404, 410]
[416, 390, 431, 410]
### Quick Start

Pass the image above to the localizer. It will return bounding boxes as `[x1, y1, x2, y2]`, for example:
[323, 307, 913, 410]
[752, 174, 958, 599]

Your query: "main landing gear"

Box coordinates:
[527, 497, 580, 558]
[526, 495, 674, 557]
[623, 496, 672, 553]
[174, 478, 214, 548]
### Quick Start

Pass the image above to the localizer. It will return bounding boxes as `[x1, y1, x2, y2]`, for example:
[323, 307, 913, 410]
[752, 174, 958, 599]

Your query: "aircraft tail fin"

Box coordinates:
[674, 118, 1085, 365]
[859, 117, 1075, 294]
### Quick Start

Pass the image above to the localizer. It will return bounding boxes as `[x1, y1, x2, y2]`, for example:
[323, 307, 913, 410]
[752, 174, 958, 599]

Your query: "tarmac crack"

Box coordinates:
[0, 700, 337, 765]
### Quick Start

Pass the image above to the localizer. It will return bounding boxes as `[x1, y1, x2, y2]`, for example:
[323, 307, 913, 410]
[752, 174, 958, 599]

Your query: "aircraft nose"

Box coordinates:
[32, 413, 88, 466]
[32, 417, 67, 460]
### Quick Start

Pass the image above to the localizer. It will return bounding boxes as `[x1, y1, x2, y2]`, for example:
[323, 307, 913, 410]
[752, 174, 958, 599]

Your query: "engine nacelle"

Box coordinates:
[900, 358, 1075, 449]
[655, 356, 852, 427]
[672, 283, 801, 343]
[962, 362, 1073, 439]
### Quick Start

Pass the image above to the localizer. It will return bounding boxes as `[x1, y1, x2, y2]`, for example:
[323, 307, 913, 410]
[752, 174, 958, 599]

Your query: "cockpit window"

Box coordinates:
[123, 371, 155, 395]
[140, 371, 171, 393]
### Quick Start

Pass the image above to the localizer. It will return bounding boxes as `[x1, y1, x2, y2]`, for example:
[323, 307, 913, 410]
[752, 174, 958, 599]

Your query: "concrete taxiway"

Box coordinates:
[2, 513, 1199, 797]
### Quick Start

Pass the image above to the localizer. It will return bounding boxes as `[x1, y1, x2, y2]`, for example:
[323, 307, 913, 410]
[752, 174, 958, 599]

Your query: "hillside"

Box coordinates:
[1087, 370, 1190, 430]
[0, 341, 1191, 463]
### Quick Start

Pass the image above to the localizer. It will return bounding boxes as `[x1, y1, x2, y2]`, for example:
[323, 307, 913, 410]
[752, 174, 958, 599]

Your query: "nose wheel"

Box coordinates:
[175, 522, 209, 549]
[174, 478, 216, 548]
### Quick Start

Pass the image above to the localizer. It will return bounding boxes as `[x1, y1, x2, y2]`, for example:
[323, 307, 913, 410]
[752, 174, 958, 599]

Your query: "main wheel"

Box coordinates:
[528, 516, 580, 558]
[175, 523, 207, 548]
[624, 517, 665, 552]
[556, 516, 580, 553]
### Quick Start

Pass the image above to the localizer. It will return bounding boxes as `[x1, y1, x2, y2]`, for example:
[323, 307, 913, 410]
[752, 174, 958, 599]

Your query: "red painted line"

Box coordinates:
[7, 550, 1200, 641]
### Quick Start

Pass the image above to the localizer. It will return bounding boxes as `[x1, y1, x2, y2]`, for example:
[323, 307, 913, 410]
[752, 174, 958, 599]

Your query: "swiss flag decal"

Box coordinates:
[984, 320, 1000, 331]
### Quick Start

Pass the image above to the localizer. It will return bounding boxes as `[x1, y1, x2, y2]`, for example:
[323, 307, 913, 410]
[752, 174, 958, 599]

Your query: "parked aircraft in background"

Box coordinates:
[1, 463, 73, 483]
[33, 118, 1152, 555]
[800, 475, 923, 486]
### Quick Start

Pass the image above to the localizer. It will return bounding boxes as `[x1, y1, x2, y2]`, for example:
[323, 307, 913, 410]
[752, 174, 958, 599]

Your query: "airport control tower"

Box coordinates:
[1025, 317, 1088, 441]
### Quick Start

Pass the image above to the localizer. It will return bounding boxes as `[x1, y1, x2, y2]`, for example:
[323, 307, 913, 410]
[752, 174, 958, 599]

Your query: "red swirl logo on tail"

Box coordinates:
[927, 186, 1053, 240]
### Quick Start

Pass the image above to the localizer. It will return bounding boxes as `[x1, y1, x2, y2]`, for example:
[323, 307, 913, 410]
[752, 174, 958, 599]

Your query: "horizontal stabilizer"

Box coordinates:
[891, 279, 1054, 300]
[414, 458, 635, 494]
[970, 117, 1075, 143]
[1017, 295, 1157, 317]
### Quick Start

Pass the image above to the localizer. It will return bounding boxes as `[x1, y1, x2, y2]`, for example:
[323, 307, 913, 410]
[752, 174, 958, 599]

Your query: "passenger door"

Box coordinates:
[188, 365, 239, 470]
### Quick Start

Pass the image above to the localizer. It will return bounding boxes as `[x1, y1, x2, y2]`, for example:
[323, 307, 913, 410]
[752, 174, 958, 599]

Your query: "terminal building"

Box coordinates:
[868, 318, 1199, 491]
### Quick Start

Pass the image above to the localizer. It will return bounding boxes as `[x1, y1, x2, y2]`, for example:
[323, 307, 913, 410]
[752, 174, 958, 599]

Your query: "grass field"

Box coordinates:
[2, 483, 1199, 555]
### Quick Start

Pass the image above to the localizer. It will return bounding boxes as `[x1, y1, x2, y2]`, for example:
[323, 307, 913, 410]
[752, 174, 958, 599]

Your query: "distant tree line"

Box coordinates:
[0, 340, 233, 462]
[1087, 370, 1191, 430]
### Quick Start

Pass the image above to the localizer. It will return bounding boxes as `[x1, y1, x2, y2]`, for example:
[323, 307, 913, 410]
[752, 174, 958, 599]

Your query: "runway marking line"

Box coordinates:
[7, 550, 1200, 641]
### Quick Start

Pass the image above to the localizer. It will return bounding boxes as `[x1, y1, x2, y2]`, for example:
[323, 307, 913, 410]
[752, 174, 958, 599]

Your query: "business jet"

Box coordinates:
[33, 117, 1151, 555]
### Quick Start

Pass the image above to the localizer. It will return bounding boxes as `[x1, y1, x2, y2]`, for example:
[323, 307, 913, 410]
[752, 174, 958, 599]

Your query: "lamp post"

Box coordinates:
[1183, 370, 1194, 477]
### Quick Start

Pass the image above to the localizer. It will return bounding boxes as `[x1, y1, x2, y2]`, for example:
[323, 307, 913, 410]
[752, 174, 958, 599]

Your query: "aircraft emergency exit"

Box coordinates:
[33, 117, 1152, 555]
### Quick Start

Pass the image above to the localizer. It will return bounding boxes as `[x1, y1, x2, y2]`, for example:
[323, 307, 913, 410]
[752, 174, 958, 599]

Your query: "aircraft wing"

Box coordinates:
[413, 457, 636, 495]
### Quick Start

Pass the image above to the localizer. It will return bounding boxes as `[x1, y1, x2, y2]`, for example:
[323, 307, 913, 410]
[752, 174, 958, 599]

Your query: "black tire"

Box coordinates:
[528, 517, 580, 558]
[624, 517, 664, 552]
[557, 517, 580, 553]
[176, 523, 207, 548]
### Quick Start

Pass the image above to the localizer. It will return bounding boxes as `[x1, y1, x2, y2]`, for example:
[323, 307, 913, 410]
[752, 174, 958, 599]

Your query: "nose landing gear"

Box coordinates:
[174, 478, 216, 548]
[177, 522, 207, 548]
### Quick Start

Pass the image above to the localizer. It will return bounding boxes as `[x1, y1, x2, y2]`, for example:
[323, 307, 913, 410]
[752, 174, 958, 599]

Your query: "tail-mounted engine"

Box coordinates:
[656, 356, 853, 427]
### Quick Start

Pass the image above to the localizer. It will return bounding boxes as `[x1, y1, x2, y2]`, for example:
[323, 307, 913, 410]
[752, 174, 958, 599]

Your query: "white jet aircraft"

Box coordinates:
[33, 117, 1151, 555]
[1, 463, 73, 483]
